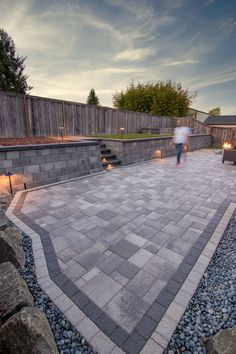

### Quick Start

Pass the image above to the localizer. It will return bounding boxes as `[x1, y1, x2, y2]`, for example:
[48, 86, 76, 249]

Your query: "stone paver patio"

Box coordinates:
[7, 150, 236, 353]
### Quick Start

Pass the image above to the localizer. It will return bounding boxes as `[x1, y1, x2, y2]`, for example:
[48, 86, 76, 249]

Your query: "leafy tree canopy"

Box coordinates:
[87, 88, 100, 105]
[208, 106, 221, 115]
[0, 28, 32, 94]
[112, 80, 196, 117]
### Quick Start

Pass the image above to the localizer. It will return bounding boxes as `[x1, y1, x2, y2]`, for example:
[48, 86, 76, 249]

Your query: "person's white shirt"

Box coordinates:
[174, 126, 188, 144]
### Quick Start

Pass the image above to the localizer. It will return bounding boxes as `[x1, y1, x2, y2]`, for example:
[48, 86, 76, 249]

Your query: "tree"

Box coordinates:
[112, 80, 195, 117]
[0, 28, 32, 93]
[87, 88, 100, 105]
[208, 106, 221, 115]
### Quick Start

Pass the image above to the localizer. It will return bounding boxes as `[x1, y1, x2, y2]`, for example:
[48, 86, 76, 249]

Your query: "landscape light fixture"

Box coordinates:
[5, 171, 14, 195]
[59, 126, 65, 141]
[120, 127, 124, 139]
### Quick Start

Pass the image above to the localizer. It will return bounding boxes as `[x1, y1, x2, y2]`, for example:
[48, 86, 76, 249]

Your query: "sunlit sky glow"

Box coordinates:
[1, 0, 236, 114]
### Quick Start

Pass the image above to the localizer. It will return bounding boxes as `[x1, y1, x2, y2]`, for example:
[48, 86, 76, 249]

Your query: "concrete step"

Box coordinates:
[101, 154, 116, 161]
[102, 159, 121, 168]
[100, 148, 111, 154]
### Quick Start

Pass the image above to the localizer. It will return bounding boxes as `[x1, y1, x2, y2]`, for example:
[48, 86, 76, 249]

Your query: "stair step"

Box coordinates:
[100, 148, 111, 154]
[101, 154, 116, 161]
[102, 159, 121, 168]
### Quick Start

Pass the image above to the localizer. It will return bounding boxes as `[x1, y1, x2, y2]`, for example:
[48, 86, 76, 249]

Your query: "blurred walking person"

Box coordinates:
[172, 120, 190, 165]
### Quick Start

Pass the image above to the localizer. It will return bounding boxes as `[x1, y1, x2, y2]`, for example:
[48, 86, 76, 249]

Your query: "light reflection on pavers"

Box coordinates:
[16, 150, 236, 352]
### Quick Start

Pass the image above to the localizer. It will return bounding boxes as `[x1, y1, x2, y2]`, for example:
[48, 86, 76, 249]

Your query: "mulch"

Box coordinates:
[0, 137, 63, 146]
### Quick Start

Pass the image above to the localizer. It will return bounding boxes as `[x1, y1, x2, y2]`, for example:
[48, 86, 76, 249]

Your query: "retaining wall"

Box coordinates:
[0, 141, 102, 193]
[101, 134, 211, 165]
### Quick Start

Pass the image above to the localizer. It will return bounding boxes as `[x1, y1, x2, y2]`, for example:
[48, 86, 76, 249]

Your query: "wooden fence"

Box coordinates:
[0, 91, 178, 138]
[2, 90, 233, 145]
[210, 127, 236, 145]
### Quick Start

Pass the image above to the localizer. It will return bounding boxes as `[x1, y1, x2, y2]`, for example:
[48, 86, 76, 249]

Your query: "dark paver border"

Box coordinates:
[13, 190, 236, 353]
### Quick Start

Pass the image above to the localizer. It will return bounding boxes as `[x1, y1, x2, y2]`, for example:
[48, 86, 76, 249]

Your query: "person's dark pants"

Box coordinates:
[175, 143, 183, 163]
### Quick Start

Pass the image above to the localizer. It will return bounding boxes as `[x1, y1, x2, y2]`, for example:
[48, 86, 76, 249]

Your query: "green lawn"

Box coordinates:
[86, 133, 173, 139]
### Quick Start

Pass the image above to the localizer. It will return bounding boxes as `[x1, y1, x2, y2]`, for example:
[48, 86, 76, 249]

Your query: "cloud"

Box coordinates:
[161, 59, 198, 66]
[190, 70, 236, 89]
[219, 16, 236, 36]
[114, 48, 156, 61]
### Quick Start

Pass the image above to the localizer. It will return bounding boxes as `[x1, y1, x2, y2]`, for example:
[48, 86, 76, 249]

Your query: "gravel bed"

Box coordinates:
[165, 211, 236, 354]
[19, 230, 97, 354]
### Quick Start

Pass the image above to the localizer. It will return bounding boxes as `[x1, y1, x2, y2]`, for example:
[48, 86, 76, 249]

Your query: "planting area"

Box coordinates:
[87, 134, 172, 139]
[0, 137, 63, 146]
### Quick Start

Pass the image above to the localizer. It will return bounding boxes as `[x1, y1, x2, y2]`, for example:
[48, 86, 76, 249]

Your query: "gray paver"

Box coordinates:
[150, 231, 172, 246]
[110, 270, 129, 286]
[104, 288, 149, 333]
[125, 233, 148, 247]
[181, 227, 202, 243]
[63, 262, 86, 281]
[81, 272, 122, 307]
[166, 239, 192, 257]
[134, 224, 157, 239]
[143, 279, 167, 304]
[109, 239, 139, 260]
[144, 255, 176, 281]
[58, 248, 77, 263]
[126, 269, 156, 297]
[97, 253, 124, 275]
[128, 249, 153, 267]
[74, 248, 103, 270]
[143, 241, 161, 254]
[162, 222, 186, 237]
[117, 261, 139, 279]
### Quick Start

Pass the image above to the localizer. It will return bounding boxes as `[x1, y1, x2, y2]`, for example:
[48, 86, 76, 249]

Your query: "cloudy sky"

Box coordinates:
[1, 0, 236, 114]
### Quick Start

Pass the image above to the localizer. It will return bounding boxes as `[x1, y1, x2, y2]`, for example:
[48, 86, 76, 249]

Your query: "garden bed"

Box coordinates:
[86, 133, 172, 139]
[0, 137, 63, 146]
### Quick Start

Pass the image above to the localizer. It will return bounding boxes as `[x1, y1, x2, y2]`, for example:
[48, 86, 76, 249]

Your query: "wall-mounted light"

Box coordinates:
[154, 149, 162, 159]
[5, 171, 14, 195]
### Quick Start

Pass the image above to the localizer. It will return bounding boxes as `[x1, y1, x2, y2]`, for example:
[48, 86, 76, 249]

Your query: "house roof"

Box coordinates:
[205, 115, 236, 125]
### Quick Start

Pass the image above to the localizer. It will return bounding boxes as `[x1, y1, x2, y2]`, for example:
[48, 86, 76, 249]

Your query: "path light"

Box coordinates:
[107, 164, 113, 170]
[5, 171, 13, 195]
[59, 126, 65, 141]
[120, 127, 124, 139]
[223, 142, 232, 149]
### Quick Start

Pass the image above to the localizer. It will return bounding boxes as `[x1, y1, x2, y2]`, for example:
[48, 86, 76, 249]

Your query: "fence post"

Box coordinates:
[62, 101, 67, 135]
[23, 95, 31, 137]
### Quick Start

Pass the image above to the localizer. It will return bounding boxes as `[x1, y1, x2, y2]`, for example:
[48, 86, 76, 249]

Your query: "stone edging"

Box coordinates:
[6, 181, 236, 354]
[0, 141, 100, 152]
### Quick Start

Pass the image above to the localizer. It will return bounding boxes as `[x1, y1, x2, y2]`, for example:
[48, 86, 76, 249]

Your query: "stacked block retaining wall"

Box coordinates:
[0, 141, 102, 193]
[101, 134, 211, 165]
